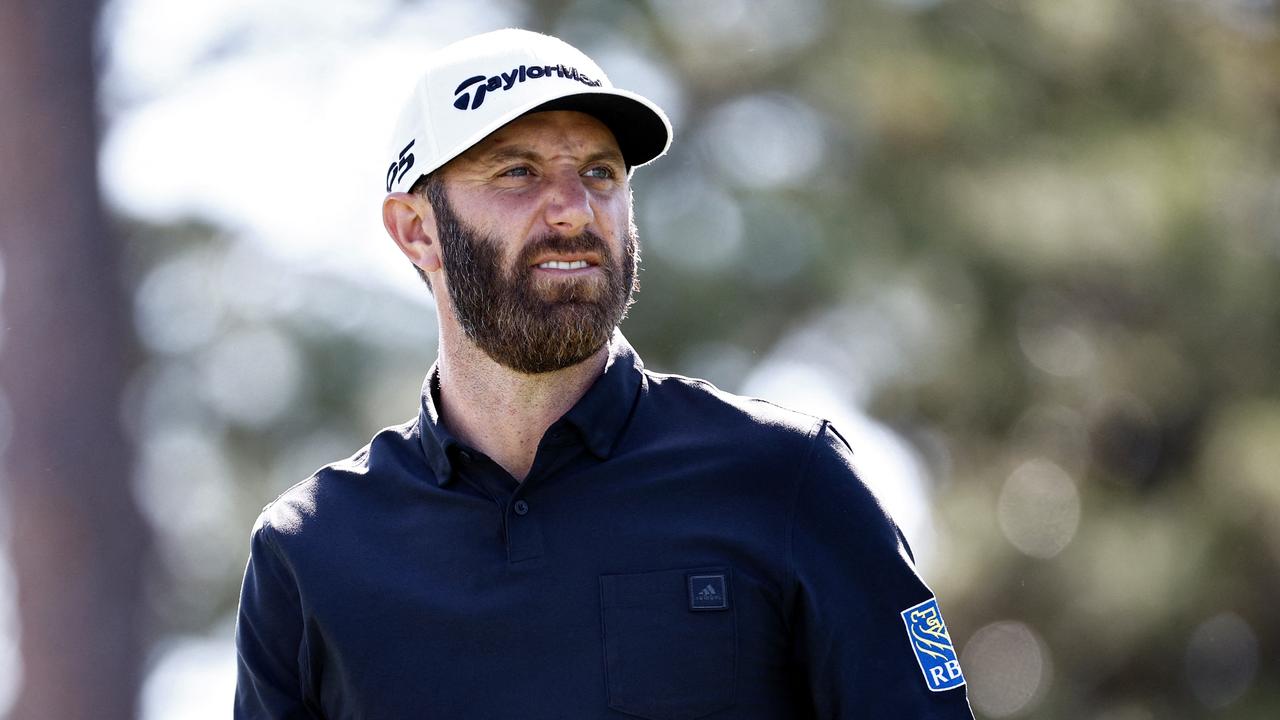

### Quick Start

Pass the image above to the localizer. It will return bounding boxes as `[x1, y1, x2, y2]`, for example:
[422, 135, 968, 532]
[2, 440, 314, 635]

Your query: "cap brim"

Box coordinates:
[400, 88, 672, 190]
[526, 90, 672, 170]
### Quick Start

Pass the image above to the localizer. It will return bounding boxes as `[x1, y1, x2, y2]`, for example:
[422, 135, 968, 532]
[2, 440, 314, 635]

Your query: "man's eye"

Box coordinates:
[584, 166, 615, 179]
[502, 166, 532, 177]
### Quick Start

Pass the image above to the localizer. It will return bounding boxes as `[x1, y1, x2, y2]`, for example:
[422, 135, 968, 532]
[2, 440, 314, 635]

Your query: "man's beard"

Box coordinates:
[430, 184, 639, 374]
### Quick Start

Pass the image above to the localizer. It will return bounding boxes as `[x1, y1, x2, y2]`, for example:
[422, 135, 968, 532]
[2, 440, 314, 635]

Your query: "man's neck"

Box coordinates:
[436, 331, 609, 482]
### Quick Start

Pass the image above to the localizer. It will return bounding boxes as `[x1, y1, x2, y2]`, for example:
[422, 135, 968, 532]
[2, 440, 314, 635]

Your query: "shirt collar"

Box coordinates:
[417, 330, 644, 486]
[563, 329, 644, 460]
[417, 366, 459, 484]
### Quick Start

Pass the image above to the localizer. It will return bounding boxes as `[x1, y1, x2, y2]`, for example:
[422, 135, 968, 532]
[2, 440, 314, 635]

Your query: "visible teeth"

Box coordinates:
[538, 260, 589, 270]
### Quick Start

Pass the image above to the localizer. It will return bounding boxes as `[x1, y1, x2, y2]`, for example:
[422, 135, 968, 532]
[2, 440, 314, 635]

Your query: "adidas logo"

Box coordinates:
[689, 574, 727, 610]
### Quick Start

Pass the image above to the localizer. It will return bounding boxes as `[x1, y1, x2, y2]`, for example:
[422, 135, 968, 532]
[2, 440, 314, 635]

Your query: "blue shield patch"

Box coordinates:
[900, 597, 966, 692]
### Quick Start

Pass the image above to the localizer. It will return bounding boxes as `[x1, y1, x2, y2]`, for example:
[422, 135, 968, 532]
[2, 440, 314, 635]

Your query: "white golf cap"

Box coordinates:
[384, 28, 673, 194]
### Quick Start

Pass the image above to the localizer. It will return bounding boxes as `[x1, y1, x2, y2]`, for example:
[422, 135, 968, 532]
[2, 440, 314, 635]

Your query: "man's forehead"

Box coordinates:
[460, 110, 624, 165]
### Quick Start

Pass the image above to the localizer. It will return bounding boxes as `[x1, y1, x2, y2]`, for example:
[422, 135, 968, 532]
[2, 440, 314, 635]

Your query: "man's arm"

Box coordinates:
[788, 421, 974, 719]
[234, 515, 319, 719]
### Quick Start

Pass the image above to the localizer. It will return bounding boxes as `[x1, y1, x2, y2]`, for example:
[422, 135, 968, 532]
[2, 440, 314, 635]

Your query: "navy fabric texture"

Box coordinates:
[234, 334, 974, 719]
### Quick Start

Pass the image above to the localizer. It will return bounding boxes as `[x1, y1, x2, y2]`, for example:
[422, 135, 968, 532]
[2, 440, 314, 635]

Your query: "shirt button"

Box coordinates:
[513, 499, 530, 516]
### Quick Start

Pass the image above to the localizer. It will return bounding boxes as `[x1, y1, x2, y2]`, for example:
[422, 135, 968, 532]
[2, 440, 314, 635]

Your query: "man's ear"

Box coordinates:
[382, 192, 443, 274]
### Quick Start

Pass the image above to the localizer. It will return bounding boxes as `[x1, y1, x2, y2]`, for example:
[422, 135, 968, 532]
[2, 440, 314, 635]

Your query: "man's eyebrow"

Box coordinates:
[580, 149, 626, 166]
[478, 147, 542, 166]
[476, 146, 625, 167]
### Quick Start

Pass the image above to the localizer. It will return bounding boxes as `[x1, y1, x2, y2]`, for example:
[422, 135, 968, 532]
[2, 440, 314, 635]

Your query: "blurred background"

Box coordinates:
[1, 0, 1278, 717]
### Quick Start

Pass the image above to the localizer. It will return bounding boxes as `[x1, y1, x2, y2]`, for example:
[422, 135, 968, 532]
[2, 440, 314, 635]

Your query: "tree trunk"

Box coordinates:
[0, 1, 149, 718]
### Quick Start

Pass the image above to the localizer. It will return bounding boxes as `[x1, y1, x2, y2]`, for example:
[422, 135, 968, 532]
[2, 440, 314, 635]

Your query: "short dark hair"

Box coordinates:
[407, 173, 447, 293]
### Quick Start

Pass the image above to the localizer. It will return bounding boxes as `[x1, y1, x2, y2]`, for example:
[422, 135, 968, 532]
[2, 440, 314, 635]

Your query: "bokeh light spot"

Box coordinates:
[961, 621, 1052, 718]
[997, 459, 1081, 559]
[199, 326, 303, 427]
[1184, 612, 1258, 709]
[641, 170, 743, 273]
[1016, 294, 1096, 378]
[701, 94, 827, 190]
[134, 248, 226, 355]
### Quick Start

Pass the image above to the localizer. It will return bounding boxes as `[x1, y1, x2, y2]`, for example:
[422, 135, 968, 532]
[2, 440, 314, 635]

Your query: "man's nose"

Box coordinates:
[543, 173, 594, 235]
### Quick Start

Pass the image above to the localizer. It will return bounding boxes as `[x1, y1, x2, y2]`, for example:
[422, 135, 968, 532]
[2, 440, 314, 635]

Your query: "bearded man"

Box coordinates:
[234, 28, 974, 720]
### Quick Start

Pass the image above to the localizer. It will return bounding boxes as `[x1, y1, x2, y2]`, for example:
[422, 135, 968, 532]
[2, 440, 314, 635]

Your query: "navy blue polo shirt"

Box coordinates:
[235, 333, 973, 719]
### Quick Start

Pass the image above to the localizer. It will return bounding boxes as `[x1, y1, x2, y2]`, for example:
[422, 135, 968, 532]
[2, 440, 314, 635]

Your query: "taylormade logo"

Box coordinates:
[453, 64, 602, 111]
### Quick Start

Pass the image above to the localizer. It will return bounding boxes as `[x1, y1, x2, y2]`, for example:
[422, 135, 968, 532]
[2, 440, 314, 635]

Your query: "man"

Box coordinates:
[235, 28, 974, 719]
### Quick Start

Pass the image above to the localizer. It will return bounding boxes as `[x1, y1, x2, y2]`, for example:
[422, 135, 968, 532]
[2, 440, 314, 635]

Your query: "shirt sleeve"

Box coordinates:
[234, 514, 321, 720]
[788, 421, 974, 719]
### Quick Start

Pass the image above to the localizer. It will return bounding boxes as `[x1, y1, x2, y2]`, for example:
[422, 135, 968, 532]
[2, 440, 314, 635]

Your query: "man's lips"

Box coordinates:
[536, 259, 591, 270]
[530, 253, 601, 271]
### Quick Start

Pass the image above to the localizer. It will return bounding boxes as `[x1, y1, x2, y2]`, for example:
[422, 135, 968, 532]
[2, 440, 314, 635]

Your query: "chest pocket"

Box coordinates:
[599, 567, 737, 720]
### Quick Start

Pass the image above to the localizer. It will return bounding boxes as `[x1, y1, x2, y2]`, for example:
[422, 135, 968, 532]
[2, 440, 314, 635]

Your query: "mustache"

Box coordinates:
[514, 230, 611, 268]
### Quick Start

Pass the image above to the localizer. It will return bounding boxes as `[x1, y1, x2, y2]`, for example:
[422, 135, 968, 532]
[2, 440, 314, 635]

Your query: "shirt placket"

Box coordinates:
[453, 447, 547, 564]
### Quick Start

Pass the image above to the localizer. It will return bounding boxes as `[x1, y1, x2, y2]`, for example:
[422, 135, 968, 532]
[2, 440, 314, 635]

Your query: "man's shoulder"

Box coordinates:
[640, 368, 827, 442]
[253, 417, 422, 540]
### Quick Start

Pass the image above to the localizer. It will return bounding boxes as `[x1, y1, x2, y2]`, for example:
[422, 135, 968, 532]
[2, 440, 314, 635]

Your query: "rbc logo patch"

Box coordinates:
[900, 597, 966, 692]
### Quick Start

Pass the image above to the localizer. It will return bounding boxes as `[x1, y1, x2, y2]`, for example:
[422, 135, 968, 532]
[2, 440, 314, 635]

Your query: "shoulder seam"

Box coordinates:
[784, 417, 830, 631]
